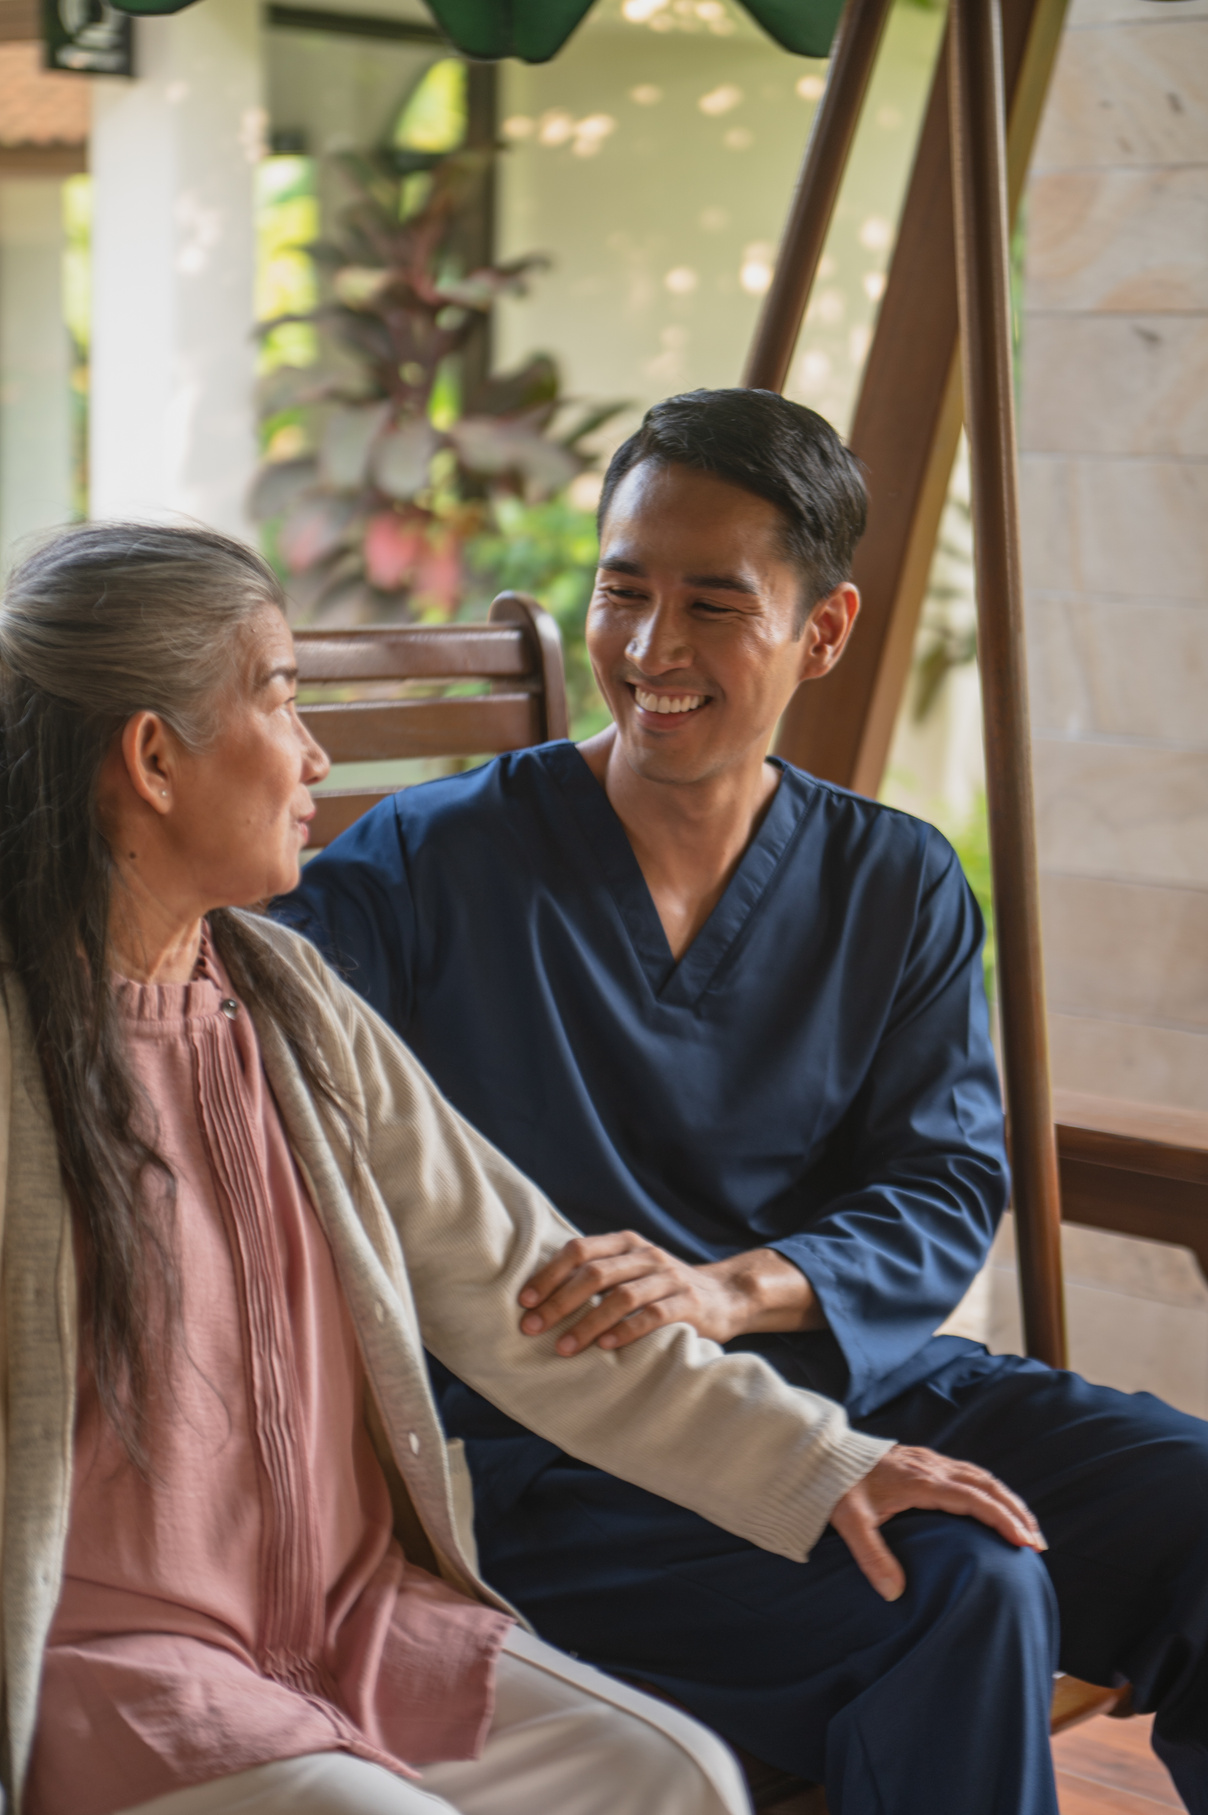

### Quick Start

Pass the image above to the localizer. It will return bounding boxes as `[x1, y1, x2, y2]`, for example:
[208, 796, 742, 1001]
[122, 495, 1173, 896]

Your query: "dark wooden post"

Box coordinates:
[742, 0, 894, 393]
[770, 0, 1068, 792]
[949, 0, 1067, 1366]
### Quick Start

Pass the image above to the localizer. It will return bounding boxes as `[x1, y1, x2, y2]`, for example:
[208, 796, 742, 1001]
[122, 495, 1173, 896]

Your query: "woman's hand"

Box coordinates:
[830, 1446, 1048, 1601]
[518, 1231, 824, 1355]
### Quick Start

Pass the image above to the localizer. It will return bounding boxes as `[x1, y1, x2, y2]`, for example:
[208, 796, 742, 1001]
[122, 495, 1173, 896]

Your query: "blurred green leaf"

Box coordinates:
[319, 401, 390, 489]
[374, 418, 438, 498]
[248, 456, 319, 523]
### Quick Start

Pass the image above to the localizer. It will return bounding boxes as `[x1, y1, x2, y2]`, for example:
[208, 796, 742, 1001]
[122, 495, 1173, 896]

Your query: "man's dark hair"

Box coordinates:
[597, 388, 867, 632]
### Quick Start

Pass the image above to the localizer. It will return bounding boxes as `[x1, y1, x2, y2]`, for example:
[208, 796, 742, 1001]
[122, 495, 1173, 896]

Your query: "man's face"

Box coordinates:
[587, 460, 852, 787]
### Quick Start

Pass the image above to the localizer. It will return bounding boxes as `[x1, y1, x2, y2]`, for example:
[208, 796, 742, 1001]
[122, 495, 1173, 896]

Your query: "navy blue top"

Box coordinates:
[275, 741, 1007, 1421]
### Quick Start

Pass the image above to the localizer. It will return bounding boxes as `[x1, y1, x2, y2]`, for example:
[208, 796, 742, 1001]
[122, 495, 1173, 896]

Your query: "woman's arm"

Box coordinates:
[266, 922, 890, 1564]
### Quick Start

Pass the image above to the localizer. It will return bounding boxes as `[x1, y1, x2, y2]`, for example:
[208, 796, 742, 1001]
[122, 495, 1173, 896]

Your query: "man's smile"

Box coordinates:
[630, 685, 710, 718]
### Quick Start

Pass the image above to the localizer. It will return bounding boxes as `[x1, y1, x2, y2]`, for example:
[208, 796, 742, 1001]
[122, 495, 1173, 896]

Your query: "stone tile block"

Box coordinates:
[1066, 0, 1208, 26]
[1025, 594, 1092, 736]
[988, 1214, 1208, 1305]
[1035, 738, 1208, 885]
[1026, 596, 1208, 744]
[1033, 21, 1208, 171]
[1025, 168, 1208, 312]
[1040, 872, 1208, 1028]
[1021, 455, 1208, 601]
[1020, 316, 1208, 458]
[1048, 1009, 1208, 1110]
[1020, 456, 1079, 592]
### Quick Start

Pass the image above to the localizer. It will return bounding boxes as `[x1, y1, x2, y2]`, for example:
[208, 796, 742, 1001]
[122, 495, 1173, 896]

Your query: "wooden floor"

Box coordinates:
[1054, 1714, 1181, 1813]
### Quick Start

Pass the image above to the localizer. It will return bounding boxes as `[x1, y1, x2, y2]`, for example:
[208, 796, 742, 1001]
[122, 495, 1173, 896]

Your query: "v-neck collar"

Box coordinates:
[544, 742, 812, 1008]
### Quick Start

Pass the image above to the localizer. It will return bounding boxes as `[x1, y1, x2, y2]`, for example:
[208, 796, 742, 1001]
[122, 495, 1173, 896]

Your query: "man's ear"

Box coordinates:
[798, 583, 860, 681]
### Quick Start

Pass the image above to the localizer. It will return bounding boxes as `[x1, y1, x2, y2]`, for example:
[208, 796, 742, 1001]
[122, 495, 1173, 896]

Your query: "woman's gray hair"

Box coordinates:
[0, 520, 346, 1475]
[0, 520, 287, 750]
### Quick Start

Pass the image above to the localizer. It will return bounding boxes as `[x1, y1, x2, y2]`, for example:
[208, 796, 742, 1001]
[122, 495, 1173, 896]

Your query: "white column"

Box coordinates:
[0, 179, 73, 571]
[89, 0, 262, 538]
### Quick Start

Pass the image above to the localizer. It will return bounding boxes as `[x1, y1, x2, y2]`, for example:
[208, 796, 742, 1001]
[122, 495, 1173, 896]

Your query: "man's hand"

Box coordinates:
[519, 1231, 825, 1355]
[831, 1446, 1047, 1601]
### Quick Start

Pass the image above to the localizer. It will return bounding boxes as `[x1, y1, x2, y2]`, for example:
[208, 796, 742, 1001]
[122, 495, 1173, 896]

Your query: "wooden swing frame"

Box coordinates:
[745, 0, 1207, 1375]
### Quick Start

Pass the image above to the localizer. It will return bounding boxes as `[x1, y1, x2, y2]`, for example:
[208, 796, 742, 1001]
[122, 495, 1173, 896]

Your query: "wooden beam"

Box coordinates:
[0, 145, 87, 176]
[774, 0, 1068, 790]
[742, 0, 895, 394]
[299, 692, 540, 763]
[949, 0, 1065, 1368]
[490, 591, 569, 742]
[1055, 1090, 1208, 1282]
[295, 624, 532, 684]
[0, 0, 37, 39]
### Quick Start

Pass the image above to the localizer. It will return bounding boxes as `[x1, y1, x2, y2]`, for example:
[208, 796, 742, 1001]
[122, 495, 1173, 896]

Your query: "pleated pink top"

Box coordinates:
[27, 935, 509, 1815]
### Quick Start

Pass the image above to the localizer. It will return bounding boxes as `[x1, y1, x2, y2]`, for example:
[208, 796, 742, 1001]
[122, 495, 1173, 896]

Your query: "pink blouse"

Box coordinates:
[27, 937, 509, 1815]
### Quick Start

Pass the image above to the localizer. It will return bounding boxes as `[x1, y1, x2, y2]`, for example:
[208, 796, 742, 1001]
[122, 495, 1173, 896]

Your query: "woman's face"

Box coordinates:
[141, 606, 330, 910]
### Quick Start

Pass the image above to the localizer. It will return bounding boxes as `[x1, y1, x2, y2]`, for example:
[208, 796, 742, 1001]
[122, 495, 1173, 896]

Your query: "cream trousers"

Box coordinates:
[116, 1628, 751, 1815]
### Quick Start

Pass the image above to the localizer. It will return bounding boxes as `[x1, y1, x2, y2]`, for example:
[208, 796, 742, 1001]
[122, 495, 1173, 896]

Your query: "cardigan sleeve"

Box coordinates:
[265, 921, 891, 1564]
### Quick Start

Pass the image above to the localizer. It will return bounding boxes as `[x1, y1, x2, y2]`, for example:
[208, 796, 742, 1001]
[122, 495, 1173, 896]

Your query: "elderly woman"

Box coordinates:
[0, 524, 1029, 1815]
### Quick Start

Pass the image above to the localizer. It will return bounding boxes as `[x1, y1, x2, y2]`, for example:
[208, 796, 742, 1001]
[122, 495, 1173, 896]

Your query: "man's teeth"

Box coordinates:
[634, 688, 706, 716]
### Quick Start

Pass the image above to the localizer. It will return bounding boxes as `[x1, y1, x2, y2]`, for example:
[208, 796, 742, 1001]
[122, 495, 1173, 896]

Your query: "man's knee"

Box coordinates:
[903, 1517, 1058, 1666]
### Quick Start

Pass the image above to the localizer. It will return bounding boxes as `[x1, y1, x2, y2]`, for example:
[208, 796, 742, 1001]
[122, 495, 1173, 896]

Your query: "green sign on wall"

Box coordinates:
[43, 0, 134, 74]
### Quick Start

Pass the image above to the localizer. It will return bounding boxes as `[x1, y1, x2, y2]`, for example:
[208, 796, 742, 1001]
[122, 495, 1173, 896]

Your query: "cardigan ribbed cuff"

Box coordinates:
[746, 1421, 895, 1562]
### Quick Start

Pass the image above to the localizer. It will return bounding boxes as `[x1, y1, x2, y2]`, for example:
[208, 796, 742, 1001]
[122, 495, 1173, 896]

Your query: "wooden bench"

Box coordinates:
[1056, 1091, 1208, 1282]
[295, 591, 568, 852]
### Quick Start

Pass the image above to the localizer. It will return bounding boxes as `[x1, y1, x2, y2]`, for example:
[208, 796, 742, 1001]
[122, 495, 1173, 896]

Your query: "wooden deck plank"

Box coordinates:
[1055, 1715, 1181, 1812]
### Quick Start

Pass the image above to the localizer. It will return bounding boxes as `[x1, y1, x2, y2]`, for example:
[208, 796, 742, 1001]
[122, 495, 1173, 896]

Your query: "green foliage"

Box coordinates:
[465, 495, 608, 738]
[62, 175, 92, 521]
[393, 57, 467, 154]
[250, 105, 624, 627]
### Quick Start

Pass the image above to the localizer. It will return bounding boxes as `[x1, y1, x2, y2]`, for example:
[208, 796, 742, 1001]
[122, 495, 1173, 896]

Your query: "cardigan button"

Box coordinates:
[220, 998, 239, 1019]
[408, 1431, 421, 1455]
[374, 1300, 385, 1324]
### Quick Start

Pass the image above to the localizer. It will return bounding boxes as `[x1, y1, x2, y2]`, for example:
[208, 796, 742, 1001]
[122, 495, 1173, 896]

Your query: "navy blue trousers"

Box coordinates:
[465, 1352, 1208, 1815]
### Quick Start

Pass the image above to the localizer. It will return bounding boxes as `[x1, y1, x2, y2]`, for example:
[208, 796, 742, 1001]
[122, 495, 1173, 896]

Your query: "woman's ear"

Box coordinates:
[120, 711, 176, 814]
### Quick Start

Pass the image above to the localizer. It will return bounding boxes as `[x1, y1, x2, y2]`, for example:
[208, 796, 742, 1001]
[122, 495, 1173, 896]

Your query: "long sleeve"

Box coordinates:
[770, 835, 1009, 1408]
[257, 922, 892, 1565]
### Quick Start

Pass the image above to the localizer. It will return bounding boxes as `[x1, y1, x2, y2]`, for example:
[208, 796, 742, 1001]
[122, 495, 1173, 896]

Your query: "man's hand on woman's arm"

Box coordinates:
[831, 1446, 1047, 1600]
[518, 1230, 827, 1354]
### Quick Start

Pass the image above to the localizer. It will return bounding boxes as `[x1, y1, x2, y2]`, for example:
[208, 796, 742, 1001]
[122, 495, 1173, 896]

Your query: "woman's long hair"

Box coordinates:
[0, 522, 347, 1470]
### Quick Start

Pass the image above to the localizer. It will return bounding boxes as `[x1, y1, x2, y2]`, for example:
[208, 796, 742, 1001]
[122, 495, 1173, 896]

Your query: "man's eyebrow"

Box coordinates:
[597, 556, 646, 577]
[598, 556, 758, 597]
[683, 572, 759, 596]
[256, 661, 298, 689]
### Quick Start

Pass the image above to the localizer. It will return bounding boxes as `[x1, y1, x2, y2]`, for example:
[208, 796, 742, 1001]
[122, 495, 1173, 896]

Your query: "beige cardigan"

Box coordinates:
[0, 915, 890, 1812]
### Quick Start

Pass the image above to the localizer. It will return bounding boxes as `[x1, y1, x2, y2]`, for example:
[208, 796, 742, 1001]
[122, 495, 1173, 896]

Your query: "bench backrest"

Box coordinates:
[295, 591, 569, 851]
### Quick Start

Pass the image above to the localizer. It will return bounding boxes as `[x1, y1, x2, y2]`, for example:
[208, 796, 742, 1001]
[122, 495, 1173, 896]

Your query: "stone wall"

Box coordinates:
[958, 0, 1208, 1415]
[1020, 0, 1208, 1112]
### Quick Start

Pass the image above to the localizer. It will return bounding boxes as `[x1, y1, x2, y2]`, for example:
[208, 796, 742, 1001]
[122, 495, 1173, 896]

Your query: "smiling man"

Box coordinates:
[276, 390, 1208, 1815]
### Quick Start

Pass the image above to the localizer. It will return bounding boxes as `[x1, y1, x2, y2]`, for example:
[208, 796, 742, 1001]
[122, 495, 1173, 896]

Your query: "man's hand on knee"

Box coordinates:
[830, 1446, 1047, 1602]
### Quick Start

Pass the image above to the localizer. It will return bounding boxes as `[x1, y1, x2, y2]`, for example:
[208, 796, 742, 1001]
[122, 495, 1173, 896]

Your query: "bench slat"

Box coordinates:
[300, 693, 540, 763]
[308, 789, 396, 849]
[295, 625, 532, 683]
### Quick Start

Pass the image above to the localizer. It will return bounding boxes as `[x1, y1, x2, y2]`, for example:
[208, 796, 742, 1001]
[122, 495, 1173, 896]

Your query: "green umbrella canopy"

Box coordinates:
[108, 0, 845, 60]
